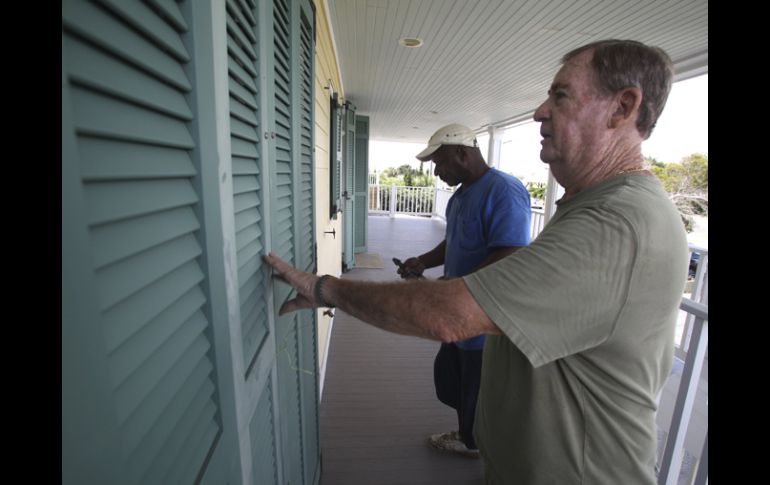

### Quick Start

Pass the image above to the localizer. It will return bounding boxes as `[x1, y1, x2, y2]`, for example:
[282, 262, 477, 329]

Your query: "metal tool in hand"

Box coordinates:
[392, 257, 424, 279]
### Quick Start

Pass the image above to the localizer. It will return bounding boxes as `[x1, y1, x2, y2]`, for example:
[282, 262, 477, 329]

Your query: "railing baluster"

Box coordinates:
[693, 431, 707, 485]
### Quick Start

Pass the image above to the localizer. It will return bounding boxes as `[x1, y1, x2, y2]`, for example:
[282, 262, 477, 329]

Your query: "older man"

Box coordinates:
[265, 39, 688, 484]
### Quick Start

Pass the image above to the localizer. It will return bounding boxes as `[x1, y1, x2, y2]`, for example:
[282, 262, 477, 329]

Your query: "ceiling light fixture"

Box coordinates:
[399, 37, 423, 48]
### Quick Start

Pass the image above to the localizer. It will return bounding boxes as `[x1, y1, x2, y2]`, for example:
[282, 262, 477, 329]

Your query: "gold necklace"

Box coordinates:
[616, 166, 648, 176]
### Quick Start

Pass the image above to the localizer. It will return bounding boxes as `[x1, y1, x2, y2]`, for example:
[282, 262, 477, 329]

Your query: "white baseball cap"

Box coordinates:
[415, 123, 478, 161]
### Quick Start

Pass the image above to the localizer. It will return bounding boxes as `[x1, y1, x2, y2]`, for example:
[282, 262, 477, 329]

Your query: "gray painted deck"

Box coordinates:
[320, 214, 484, 485]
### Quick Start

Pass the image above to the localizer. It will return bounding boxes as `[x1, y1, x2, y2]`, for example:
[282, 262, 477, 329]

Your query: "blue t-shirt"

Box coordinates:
[445, 168, 531, 349]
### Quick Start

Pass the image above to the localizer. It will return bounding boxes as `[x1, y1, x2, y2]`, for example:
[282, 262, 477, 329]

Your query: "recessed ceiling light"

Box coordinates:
[399, 37, 423, 48]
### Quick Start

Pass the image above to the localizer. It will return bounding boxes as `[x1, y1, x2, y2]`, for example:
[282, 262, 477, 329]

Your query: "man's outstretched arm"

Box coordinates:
[263, 252, 501, 342]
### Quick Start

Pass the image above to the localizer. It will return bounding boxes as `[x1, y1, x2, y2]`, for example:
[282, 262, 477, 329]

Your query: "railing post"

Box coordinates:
[683, 249, 708, 353]
[543, 168, 564, 225]
[376, 184, 380, 210]
[389, 183, 396, 218]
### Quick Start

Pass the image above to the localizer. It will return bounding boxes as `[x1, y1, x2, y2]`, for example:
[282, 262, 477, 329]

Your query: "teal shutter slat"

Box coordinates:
[230, 117, 260, 143]
[226, 0, 258, 43]
[90, 207, 199, 269]
[232, 156, 260, 175]
[64, 36, 193, 121]
[228, 54, 259, 94]
[96, 0, 191, 62]
[63, 0, 191, 91]
[79, 137, 196, 182]
[95, 234, 202, 311]
[162, 402, 219, 485]
[234, 192, 259, 213]
[109, 286, 206, 387]
[113, 315, 209, 423]
[144, 0, 188, 32]
[139, 380, 215, 483]
[229, 77, 258, 110]
[251, 380, 278, 484]
[63, 2, 224, 483]
[226, 15, 258, 64]
[71, 87, 194, 147]
[102, 261, 203, 351]
[84, 179, 198, 226]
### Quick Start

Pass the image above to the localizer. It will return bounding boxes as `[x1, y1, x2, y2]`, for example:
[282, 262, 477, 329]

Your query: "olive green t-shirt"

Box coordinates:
[463, 173, 689, 485]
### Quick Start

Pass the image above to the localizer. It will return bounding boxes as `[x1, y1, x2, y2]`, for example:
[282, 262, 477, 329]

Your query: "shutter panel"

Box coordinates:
[271, 0, 305, 484]
[329, 94, 341, 220]
[272, 0, 295, 273]
[297, 9, 315, 273]
[62, 1, 223, 483]
[226, 0, 270, 375]
[297, 4, 320, 482]
[342, 102, 356, 270]
[354, 116, 369, 253]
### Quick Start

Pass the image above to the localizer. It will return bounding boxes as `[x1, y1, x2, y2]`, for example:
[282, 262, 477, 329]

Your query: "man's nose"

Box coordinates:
[533, 100, 549, 122]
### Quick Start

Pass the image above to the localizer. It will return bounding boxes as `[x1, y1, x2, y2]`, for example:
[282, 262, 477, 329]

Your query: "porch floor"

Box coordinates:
[319, 214, 483, 485]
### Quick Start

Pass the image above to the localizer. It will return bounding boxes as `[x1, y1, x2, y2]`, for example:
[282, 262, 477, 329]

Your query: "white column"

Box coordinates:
[543, 168, 564, 225]
[486, 126, 502, 168]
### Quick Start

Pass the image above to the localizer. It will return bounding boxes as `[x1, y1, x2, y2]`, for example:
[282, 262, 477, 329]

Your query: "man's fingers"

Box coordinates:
[279, 294, 315, 315]
[279, 300, 298, 315]
[263, 252, 292, 275]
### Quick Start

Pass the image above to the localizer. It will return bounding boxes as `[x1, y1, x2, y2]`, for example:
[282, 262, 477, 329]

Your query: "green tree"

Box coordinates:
[526, 182, 546, 202]
[648, 153, 708, 232]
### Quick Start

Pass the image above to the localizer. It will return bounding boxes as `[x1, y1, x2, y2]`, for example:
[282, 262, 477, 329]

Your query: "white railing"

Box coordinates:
[530, 207, 545, 240]
[675, 244, 708, 361]
[658, 297, 708, 485]
[657, 242, 708, 485]
[369, 183, 545, 237]
[433, 188, 453, 220]
[368, 184, 435, 216]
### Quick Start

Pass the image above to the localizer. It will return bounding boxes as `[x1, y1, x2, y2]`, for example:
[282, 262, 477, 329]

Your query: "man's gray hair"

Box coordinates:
[564, 39, 674, 140]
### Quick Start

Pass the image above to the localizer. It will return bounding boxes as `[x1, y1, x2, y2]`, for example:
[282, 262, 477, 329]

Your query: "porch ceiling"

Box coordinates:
[326, 0, 708, 143]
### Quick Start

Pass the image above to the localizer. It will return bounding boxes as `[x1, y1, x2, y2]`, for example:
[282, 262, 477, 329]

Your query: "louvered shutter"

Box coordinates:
[271, 0, 295, 277]
[62, 1, 229, 483]
[271, 0, 305, 484]
[296, 5, 320, 483]
[225, 0, 271, 379]
[329, 94, 342, 220]
[297, 8, 315, 273]
[354, 116, 369, 253]
[342, 102, 356, 270]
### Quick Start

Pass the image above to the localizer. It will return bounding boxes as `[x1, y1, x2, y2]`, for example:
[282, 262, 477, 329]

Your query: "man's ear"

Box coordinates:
[609, 87, 642, 129]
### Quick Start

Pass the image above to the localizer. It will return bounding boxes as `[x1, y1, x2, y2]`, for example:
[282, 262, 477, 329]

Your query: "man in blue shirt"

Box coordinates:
[397, 123, 532, 457]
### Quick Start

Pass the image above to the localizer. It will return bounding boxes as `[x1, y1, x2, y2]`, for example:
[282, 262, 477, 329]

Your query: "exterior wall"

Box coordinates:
[314, 0, 344, 388]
